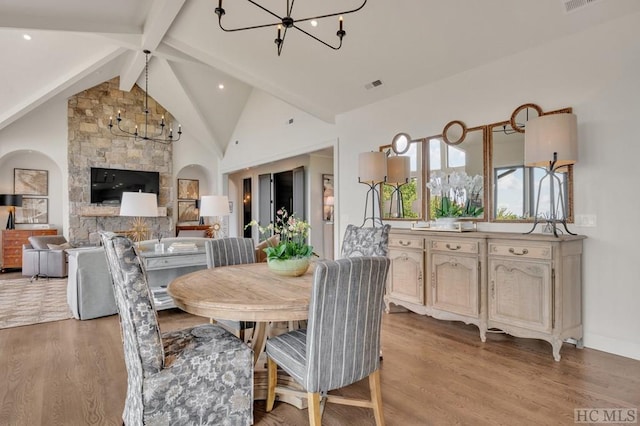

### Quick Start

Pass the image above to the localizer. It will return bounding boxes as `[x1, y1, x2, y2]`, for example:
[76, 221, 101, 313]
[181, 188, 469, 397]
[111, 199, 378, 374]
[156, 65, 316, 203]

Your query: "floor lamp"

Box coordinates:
[524, 113, 578, 237]
[119, 191, 158, 242]
[386, 155, 411, 218]
[358, 151, 387, 227]
[199, 195, 230, 238]
[0, 194, 23, 229]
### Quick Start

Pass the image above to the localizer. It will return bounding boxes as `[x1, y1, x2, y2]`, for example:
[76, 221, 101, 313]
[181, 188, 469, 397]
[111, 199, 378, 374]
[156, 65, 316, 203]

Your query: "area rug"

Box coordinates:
[0, 277, 72, 329]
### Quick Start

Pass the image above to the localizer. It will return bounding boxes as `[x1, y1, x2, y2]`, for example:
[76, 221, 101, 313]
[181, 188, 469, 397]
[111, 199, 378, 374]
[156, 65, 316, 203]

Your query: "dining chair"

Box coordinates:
[340, 224, 391, 258]
[265, 256, 391, 425]
[100, 231, 253, 426]
[205, 237, 257, 340]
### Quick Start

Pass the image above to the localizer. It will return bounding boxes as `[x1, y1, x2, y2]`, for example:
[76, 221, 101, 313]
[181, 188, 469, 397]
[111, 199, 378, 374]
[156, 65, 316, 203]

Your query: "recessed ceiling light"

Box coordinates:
[310, 20, 318, 27]
[218, 83, 224, 90]
[23, 34, 32, 41]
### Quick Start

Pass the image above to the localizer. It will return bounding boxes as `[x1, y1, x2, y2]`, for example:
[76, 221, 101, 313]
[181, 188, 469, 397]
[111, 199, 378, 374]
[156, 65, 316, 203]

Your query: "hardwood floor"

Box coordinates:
[0, 309, 638, 425]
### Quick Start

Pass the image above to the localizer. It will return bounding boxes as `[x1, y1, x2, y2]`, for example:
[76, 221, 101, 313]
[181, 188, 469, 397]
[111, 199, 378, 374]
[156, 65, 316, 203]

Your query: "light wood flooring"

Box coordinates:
[0, 305, 639, 425]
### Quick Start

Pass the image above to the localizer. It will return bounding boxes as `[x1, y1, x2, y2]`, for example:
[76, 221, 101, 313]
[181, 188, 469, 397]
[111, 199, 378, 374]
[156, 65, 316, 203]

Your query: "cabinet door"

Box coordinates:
[430, 254, 479, 317]
[388, 248, 424, 305]
[488, 258, 552, 333]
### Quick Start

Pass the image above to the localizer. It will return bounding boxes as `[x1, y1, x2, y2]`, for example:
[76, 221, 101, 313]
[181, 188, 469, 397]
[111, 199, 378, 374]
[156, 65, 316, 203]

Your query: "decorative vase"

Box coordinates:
[434, 217, 459, 228]
[267, 257, 311, 277]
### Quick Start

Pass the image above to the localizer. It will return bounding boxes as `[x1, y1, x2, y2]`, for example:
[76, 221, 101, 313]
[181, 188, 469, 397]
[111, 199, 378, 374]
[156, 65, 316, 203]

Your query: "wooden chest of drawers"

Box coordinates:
[1, 229, 57, 270]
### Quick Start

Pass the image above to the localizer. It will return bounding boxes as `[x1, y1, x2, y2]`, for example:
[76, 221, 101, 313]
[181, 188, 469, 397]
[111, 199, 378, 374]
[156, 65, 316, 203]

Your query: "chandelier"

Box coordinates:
[108, 50, 182, 144]
[214, 0, 367, 56]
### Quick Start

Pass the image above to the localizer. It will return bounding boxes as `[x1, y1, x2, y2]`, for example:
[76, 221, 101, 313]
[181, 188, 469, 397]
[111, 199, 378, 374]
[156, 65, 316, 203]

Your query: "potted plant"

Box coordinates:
[426, 170, 484, 226]
[246, 208, 313, 276]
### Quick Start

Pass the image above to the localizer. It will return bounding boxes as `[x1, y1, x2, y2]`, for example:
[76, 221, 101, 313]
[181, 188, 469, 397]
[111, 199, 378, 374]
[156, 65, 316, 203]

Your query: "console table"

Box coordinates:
[386, 228, 585, 361]
[138, 248, 207, 309]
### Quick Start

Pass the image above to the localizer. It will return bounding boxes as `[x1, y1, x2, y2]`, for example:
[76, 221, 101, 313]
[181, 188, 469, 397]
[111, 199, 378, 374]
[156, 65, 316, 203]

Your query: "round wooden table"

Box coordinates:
[168, 262, 314, 407]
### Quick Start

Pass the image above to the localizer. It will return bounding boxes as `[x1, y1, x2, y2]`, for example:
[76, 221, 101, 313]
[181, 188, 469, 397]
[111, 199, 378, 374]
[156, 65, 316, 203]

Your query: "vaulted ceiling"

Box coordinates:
[1, 0, 639, 156]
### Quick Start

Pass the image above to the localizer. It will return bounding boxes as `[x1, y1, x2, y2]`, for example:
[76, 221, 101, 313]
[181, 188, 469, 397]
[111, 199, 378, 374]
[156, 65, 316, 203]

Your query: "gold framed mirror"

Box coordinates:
[488, 103, 574, 222]
[426, 125, 487, 221]
[379, 133, 424, 220]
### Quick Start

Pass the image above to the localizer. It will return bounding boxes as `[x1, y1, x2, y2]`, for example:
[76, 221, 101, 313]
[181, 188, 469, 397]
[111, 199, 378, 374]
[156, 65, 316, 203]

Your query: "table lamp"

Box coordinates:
[0, 194, 23, 229]
[358, 151, 387, 227]
[386, 155, 410, 218]
[199, 195, 230, 238]
[524, 112, 577, 236]
[120, 191, 158, 241]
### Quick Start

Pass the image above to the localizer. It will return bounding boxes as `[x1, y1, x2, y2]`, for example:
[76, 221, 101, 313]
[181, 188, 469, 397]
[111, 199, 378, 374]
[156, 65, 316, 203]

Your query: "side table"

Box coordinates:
[29, 249, 50, 282]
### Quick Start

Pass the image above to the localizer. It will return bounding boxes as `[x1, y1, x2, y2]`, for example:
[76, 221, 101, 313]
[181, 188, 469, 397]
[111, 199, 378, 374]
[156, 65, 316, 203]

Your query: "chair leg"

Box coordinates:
[266, 357, 277, 412]
[307, 392, 322, 426]
[369, 370, 385, 426]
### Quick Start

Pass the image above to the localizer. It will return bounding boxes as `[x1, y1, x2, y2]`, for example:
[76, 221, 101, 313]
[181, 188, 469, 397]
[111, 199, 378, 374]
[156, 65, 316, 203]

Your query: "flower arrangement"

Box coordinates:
[245, 208, 313, 261]
[426, 171, 484, 218]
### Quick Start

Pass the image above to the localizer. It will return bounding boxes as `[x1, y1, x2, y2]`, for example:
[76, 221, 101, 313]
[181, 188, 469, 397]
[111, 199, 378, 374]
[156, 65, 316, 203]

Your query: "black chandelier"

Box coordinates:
[108, 50, 182, 144]
[214, 0, 367, 56]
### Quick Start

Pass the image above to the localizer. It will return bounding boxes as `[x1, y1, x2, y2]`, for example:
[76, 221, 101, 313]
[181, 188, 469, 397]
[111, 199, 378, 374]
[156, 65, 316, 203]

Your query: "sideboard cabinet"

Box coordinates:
[1, 229, 58, 271]
[385, 228, 584, 361]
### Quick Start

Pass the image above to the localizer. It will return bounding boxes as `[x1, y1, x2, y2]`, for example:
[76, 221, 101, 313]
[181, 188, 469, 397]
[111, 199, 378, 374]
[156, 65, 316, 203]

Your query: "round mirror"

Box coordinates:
[391, 133, 411, 154]
[510, 103, 543, 133]
[442, 120, 467, 145]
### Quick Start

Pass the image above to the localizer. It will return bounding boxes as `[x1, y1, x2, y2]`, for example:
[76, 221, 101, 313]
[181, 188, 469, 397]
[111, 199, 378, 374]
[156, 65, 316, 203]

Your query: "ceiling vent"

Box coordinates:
[365, 80, 383, 90]
[562, 0, 602, 14]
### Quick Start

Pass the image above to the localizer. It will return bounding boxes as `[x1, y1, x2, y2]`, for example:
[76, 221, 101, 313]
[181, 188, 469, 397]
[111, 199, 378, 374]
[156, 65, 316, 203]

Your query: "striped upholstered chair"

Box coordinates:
[100, 232, 253, 426]
[265, 256, 391, 425]
[340, 224, 391, 258]
[204, 238, 256, 339]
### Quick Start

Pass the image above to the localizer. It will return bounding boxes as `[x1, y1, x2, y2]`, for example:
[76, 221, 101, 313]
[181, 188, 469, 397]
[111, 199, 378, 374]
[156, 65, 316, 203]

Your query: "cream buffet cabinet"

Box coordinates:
[385, 228, 585, 361]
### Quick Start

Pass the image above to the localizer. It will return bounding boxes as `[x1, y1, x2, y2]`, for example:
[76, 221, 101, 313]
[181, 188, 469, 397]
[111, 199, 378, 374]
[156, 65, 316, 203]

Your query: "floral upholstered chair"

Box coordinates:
[99, 232, 253, 426]
[340, 224, 391, 258]
[265, 257, 391, 425]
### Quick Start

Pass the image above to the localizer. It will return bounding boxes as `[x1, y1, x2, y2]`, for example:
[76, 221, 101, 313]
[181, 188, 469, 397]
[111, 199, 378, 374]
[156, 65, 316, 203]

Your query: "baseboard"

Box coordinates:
[584, 332, 640, 361]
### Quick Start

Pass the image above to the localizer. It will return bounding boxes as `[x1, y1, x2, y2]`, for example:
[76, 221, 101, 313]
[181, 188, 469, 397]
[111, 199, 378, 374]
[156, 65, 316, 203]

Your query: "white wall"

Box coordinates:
[224, 12, 640, 360]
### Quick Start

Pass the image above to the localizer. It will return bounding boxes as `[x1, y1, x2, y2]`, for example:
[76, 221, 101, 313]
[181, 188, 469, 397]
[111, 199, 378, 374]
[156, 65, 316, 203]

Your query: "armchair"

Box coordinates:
[100, 231, 253, 425]
[340, 224, 391, 258]
[22, 235, 70, 279]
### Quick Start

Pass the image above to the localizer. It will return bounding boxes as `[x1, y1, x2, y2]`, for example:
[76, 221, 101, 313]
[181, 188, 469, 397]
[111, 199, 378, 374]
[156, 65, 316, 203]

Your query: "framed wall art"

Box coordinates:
[178, 200, 199, 222]
[15, 197, 48, 224]
[14, 168, 48, 196]
[177, 179, 199, 200]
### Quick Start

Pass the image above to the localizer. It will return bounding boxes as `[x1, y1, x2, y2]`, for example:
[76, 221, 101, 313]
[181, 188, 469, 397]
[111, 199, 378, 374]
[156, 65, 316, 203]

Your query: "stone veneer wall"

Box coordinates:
[68, 77, 173, 245]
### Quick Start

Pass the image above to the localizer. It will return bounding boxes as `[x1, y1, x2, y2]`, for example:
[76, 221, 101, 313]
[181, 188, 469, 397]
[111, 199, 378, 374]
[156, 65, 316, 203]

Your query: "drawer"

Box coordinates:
[488, 242, 552, 260]
[144, 253, 207, 270]
[430, 239, 478, 254]
[389, 235, 424, 250]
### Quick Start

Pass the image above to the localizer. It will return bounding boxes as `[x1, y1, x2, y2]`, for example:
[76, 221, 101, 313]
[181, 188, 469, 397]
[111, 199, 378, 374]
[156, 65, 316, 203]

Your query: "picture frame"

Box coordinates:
[177, 179, 199, 200]
[178, 200, 199, 222]
[15, 197, 48, 224]
[14, 168, 48, 196]
[323, 174, 334, 222]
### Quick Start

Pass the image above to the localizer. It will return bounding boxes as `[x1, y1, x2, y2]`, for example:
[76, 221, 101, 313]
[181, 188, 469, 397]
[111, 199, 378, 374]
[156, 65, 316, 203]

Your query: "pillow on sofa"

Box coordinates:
[48, 242, 73, 250]
[255, 235, 280, 263]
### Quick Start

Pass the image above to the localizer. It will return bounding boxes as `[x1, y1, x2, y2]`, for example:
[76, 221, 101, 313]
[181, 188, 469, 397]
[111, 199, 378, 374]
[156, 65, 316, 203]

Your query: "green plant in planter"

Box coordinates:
[427, 170, 484, 219]
[245, 208, 313, 261]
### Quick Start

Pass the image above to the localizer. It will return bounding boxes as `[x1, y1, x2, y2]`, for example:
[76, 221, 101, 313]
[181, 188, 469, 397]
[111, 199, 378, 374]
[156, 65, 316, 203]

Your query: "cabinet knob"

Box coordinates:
[446, 243, 461, 251]
[398, 240, 411, 247]
[508, 248, 529, 256]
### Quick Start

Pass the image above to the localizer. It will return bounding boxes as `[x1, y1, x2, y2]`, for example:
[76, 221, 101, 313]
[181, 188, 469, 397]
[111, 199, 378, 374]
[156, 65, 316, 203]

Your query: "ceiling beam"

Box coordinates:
[0, 47, 127, 131]
[119, 0, 186, 91]
[0, 16, 140, 34]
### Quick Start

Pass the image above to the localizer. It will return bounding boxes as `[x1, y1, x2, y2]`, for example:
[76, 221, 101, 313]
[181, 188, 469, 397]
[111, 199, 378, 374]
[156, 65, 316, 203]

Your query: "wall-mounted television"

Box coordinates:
[90, 167, 160, 205]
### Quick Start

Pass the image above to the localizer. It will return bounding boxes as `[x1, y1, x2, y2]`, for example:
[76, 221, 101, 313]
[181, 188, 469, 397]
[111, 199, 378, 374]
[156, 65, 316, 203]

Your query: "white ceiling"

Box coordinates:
[1, 0, 640, 155]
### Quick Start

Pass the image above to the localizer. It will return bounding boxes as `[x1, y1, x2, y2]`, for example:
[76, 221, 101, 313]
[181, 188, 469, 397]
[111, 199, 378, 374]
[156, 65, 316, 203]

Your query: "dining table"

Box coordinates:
[167, 262, 314, 407]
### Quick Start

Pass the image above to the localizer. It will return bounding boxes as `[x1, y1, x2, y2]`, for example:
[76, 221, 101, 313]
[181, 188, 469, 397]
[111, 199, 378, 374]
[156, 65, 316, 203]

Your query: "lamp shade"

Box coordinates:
[200, 195, 230, 217]
[358, 151, 387, 184]
[387, 155, 410, 184]
[525, 113, 577, 168]
[119, 192, 158, 217]
[0, 194, 23, 207]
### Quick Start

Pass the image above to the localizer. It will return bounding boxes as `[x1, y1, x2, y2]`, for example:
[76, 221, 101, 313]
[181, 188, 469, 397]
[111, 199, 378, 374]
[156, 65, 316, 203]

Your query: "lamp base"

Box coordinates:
[5, 210, 15, 230]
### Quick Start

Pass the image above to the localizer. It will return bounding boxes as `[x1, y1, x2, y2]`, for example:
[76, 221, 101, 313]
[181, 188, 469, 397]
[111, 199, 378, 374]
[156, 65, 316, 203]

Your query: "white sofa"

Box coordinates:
[66, 237, 210, 320]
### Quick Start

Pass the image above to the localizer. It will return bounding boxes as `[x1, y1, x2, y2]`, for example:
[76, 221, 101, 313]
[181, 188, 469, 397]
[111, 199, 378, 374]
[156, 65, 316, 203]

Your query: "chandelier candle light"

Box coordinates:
[108, 50, 182, 144]
[214, 0, 367, 56]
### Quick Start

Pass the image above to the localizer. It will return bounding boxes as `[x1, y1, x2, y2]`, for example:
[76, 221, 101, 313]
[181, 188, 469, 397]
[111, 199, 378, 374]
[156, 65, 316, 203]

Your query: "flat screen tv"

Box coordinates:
[90, 167, 160, 205]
